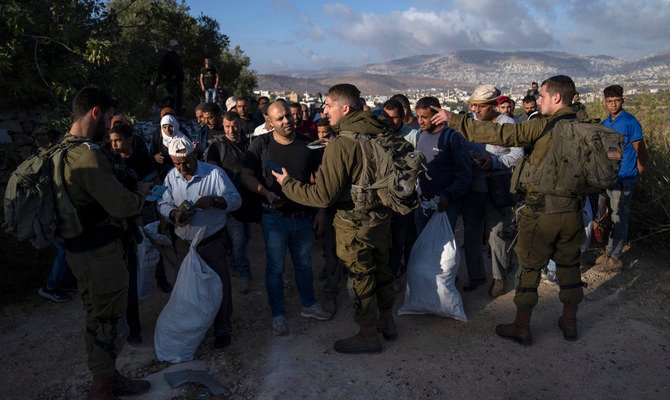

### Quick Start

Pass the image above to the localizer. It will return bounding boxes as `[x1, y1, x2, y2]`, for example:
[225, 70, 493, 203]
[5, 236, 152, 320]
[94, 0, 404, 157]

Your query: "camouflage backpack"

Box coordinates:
[511, 115, 624, 197]
[339, 130, 426, 215]
[3, 136, 84, 249]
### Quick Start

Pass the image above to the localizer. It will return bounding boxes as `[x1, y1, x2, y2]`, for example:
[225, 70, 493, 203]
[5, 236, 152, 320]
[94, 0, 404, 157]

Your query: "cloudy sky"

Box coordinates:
[187, 0, 670, 73]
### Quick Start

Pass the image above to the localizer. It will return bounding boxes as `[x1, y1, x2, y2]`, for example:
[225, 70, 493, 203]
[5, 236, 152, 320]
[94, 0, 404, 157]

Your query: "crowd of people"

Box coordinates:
[37, 73, 647, 398]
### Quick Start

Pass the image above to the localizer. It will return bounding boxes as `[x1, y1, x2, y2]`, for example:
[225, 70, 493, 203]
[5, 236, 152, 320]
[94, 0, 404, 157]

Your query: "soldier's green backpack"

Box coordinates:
[339, 130, 426, 215]
[3, 137, 84, 249]
[511, 115, 624, 197]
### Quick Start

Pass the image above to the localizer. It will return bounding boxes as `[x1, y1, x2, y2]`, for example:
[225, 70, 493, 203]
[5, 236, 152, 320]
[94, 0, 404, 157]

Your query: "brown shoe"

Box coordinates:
[558, 304, 578, 341]
[377, 308, 398, 341]
[89, 377, 118, 400]
[594, 253, 610, 266]
[489, 279, 505, 297]
[495, 307, 532, 346]
[334, 325, 382, 354]
[110, 371, 150, 397]
[606, 257, 624, 271]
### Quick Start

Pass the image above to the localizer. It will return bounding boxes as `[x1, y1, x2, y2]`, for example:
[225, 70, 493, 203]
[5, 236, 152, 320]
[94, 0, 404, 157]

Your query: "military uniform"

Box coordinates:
[281, 110, 396, 329]
[448, 108, 585, 309]
[62, 134, 144, 379]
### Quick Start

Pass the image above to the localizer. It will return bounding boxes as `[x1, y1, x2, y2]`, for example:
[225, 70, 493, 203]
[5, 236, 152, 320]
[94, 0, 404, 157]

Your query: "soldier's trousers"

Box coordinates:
[67, 240, 129, 379]
[514, 207, 585, 308]
[334, 213, 395, 327]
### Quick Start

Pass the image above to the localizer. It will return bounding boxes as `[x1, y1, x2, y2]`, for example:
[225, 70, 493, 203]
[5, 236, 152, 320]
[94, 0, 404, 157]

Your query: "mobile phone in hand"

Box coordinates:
[266, 160, 283, 174]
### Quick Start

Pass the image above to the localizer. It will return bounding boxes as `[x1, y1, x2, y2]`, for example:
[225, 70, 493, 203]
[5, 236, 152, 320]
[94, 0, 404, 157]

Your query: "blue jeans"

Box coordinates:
[261, 212, 317, 317]
[204, 89, 217, 103]
[226, 215, 251, 279]
[602, 178, 636, 260]
[46, 241, 74, 289]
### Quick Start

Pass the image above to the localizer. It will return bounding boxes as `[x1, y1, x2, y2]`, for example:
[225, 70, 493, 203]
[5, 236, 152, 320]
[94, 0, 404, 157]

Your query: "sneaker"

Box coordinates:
[272, 316, 289, 336]
[38, 286, 72, 303]
[239, 278, 250, 294]
[594, 252, 610, 266]
[300, 302, 333, 321]
[601, 257, 624, 272]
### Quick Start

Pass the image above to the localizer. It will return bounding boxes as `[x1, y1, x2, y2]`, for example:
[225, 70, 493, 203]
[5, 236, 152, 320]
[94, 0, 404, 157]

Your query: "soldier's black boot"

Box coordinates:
[495, 307, 533, 346]
[377, 308, 398, 341]
[334, 325, 382, 354]
[558, 304, 578, 341]
[110, 370, 151, 396]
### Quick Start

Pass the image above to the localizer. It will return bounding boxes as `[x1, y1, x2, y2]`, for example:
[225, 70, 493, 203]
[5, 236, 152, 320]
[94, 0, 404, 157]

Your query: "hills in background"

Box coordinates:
[257, 50, 670, 96]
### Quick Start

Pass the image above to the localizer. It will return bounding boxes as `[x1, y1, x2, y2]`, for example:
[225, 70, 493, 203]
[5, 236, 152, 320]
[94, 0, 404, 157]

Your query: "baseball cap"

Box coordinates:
[167, 136, 194, 157]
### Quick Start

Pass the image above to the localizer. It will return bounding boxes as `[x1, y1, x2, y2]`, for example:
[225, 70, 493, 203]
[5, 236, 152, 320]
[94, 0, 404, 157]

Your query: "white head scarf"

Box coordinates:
[160, 115, 183, 148]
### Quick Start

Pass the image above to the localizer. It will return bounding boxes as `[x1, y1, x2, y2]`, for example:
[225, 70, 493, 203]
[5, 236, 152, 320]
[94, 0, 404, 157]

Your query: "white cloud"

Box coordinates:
[319, 0, 670, 61]
[323, 3, 353, 17]
[324, 4, 556, 60]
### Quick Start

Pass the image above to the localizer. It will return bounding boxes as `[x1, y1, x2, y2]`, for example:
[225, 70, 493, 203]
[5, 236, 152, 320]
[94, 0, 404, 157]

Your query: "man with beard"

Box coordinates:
[62, 87, 151, 399]
[206, 111, 253, 293]
[519, 95, 540, 122]
[241, 101, 332, 336]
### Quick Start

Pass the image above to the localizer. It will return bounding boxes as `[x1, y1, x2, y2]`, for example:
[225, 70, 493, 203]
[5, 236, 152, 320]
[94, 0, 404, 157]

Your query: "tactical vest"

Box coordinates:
[511, 115, 623, 197]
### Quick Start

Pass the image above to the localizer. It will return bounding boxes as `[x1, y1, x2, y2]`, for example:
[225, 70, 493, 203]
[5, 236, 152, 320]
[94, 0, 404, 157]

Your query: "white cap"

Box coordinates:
[225, 96, 237, 112]
[168, 136, 194, 157]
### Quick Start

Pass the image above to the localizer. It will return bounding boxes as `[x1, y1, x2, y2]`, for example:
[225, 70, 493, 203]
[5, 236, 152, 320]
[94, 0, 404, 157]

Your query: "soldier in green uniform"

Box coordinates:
[431, 76, 586, 345]
[272, 84, 396, 354]
[62, 87, 151, 399]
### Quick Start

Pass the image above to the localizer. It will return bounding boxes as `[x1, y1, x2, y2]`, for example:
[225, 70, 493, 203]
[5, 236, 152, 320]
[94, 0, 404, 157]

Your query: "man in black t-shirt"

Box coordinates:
[241, 101, 332, 336]
[200, 58, 220, 104]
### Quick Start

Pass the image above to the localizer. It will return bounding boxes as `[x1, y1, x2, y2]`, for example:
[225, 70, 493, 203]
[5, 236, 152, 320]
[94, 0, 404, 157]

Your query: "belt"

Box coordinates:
[262, 208, 312, 220]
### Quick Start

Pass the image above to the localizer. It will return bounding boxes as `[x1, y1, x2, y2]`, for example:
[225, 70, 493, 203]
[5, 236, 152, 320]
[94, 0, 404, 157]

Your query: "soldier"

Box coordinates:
[431, 75, 587, 345]
[272, 83, 396, 354]
[62, 87, 151, 399]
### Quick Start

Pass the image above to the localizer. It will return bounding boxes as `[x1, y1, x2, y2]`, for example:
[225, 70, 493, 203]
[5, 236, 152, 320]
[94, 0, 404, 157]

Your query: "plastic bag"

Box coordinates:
[154, 228, 223, 363]
[398, 212, 467, 322]
[136, 221, 171, 300]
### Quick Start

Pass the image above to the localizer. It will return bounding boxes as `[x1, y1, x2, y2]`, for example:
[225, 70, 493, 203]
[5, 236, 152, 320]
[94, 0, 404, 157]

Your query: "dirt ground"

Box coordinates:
[1, 223, 669, 400]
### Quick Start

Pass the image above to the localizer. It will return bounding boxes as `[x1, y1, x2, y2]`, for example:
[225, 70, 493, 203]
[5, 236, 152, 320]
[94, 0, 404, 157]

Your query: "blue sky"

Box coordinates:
[186, 0, 670, 73]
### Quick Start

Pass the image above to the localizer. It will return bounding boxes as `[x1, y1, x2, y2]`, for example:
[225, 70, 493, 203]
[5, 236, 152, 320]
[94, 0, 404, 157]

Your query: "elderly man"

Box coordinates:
[460, 85, 523, 296]
[158, 136, 242, 349]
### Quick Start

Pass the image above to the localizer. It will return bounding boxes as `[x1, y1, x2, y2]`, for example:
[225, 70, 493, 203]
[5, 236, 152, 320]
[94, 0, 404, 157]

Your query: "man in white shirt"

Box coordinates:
[158, 136, 241, 349]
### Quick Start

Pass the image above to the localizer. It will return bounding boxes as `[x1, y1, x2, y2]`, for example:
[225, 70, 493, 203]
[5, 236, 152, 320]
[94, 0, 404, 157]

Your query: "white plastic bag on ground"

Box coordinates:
[398, 212, 467, 322]
[154, 228, 223, 363]
[137, 221, 171, 300]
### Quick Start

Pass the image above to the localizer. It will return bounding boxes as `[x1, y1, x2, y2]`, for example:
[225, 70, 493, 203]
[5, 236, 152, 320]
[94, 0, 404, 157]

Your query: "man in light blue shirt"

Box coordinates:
[595, 85, 648, 271]
[158, 136, 241, 349]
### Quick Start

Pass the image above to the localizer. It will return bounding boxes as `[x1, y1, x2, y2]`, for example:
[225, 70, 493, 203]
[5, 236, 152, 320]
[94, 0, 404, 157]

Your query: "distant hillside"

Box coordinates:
[256, 73, 472, 96]
[257, 49, 670, 94]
